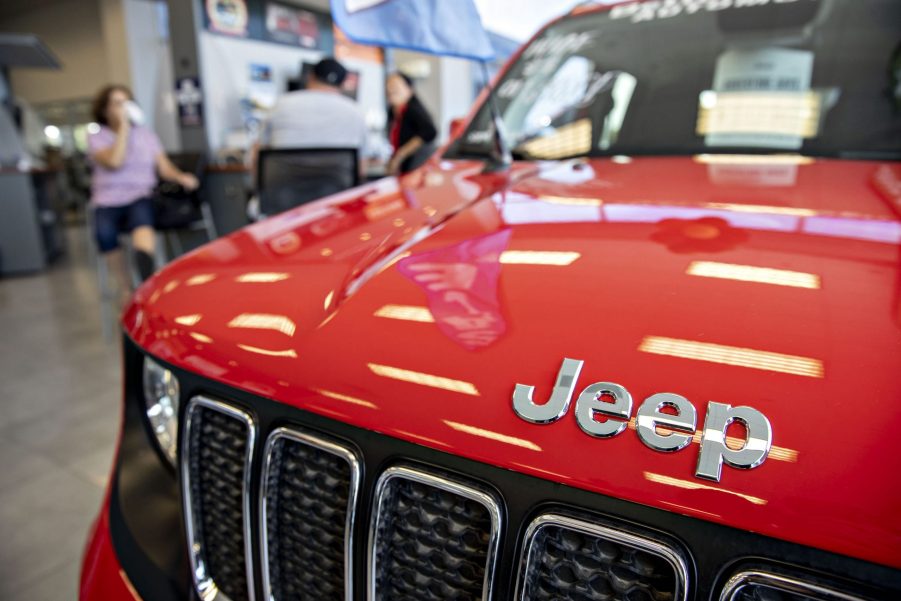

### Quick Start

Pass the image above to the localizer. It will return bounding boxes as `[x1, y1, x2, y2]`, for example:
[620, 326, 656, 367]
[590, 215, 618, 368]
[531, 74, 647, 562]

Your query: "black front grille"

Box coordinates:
[184, 399, 253, 601]
[371, 468, 498, 601]
[724, 571, 865, 601]
[263, 430, 357, 601]
[736, 587, 807, 601]
[181, 398, 688, 601]
[519, 515, 685, 601]
[123, 343, 901, 601]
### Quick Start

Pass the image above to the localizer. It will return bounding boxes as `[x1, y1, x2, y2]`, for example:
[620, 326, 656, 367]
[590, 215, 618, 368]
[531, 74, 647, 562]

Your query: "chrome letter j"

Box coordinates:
[512, 358, 584, 424]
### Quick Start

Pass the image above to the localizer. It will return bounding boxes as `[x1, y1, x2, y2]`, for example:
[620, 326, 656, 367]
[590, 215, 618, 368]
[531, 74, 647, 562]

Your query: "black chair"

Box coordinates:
[154, 152, 217, 256]
[257, 147, 359, 217]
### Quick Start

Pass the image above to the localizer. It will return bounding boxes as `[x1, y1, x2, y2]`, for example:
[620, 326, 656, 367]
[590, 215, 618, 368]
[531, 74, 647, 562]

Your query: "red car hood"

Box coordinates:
[125, 156, 901, 568]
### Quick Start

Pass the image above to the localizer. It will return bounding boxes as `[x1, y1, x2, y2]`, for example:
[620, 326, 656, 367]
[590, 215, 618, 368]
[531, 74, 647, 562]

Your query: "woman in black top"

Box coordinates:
[386, 72, 437, 175]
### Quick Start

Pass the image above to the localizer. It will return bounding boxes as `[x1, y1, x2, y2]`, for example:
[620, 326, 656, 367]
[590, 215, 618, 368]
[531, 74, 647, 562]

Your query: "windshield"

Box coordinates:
[445, 0, 901, 161]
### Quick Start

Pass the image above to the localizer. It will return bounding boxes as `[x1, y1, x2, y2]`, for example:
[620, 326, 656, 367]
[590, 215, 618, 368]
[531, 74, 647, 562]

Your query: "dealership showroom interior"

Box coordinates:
[0, 0, 899, 599]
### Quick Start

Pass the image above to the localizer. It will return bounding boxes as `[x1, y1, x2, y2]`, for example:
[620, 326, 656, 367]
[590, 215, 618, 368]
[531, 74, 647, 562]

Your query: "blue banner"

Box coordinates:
[330, 0, 495, 61]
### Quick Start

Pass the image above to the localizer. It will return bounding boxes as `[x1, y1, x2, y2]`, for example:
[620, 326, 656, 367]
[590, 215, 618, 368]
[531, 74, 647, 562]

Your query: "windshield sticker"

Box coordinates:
[698, 47, 817, 149]
[513, 33, 596, 100]
[466, 129, 493, 144]
[706, 163, 800, 187]
[522, 56, 594, 132]
[497, 77, 526, 100]
[523, 32, 593, 60]
[609, 0, 818, 23]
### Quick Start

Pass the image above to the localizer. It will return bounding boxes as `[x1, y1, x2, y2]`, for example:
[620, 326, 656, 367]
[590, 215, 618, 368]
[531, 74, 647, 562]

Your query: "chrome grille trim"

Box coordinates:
[516, 512, 690, 601]
[259, 427, 362, 601]
[720, 570, 867, 601]
[181, 395, 257, 601]
[366, 465, 502, 601]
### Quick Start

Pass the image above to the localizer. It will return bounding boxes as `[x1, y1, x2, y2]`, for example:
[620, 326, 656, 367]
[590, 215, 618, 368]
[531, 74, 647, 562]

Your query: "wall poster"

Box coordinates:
[205, 0, 250, 37]
[203, 0, 334, 53]
[265, 3, 321, 48]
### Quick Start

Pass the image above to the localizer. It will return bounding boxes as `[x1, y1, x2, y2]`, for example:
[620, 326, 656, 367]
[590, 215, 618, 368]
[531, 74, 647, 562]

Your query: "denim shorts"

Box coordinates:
[94, 196, 155, 252]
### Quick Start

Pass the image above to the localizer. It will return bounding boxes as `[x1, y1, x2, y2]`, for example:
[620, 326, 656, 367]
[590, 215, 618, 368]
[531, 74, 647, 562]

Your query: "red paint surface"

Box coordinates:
[123, 155, 901, 569]
[397, 228, 512, 349]
[80, 503, 140, 600]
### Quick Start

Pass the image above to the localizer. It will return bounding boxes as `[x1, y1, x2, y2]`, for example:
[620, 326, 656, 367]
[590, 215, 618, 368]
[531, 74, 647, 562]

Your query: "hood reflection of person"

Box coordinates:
[386, 72, 437, 175]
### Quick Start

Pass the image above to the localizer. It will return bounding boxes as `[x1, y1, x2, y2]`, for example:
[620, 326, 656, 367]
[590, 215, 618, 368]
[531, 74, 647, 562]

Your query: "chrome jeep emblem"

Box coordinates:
[513, 358, 773, 482]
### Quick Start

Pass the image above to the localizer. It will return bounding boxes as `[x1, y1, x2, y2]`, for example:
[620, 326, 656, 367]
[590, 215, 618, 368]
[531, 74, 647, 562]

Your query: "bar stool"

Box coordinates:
[87, 206, 165, 341]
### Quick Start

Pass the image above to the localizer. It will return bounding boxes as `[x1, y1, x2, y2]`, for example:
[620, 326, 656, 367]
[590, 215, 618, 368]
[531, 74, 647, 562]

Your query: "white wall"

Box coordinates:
[438, 57, 476, 142]
[343, 56, 388, 136]
[122, 0, 180, 150]
[199, 32, 320, 152]
[473, 0, 583, 42]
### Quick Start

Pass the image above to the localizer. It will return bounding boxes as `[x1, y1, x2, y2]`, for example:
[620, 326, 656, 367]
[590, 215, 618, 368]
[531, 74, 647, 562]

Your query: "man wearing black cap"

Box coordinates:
[262, 57, 367, 155]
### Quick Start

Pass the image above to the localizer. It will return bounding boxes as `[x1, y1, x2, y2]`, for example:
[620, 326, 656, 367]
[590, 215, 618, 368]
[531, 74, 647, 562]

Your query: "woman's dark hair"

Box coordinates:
[391, 71, 415, 90]
[91, 84, 133, 126]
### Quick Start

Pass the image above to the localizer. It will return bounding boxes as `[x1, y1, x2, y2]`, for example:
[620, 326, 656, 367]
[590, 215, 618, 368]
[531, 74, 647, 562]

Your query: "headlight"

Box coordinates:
[142, 357, 180, 465]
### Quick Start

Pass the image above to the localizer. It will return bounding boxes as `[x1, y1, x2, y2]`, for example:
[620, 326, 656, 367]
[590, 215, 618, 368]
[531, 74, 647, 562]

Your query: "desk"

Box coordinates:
[0, 167, 64, 275]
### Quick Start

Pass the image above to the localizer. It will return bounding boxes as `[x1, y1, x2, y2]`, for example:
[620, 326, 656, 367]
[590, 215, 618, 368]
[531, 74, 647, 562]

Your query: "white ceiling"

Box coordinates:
[473, 0, 629, 41]
[0, 0, 600, 43]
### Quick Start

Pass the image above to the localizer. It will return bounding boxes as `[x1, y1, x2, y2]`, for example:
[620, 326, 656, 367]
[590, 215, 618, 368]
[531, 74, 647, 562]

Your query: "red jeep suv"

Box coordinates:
[81, 1, 901, 599]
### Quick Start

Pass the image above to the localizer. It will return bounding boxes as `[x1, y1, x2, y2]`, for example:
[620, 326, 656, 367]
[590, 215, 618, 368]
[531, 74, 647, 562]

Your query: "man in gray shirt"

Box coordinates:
[249, 58, 368, 219]
[263, 58, 367, 154]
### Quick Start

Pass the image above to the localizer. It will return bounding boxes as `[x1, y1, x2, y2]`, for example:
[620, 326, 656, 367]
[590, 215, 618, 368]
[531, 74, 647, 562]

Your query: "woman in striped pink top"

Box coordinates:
[88, 84, 198, 296]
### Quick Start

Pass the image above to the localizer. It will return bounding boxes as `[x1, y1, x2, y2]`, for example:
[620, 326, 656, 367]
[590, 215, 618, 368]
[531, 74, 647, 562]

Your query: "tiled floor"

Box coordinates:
[0, 226, 121, 600]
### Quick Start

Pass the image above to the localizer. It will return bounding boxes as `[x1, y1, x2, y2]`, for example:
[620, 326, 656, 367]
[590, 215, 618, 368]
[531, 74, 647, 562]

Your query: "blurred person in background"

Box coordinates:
[88, 84, 198, 297]
[247, 57, 368, 220]
[386, 72, 437, 175]
[261, 57, 368, 157]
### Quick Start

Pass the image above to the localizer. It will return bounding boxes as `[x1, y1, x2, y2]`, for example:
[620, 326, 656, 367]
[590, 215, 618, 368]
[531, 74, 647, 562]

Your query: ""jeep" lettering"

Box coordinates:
[512, 358, 773, 482]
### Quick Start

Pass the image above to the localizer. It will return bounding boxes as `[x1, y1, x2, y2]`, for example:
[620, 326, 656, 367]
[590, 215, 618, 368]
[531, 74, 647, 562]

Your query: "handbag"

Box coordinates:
[152, 182, 201, 231]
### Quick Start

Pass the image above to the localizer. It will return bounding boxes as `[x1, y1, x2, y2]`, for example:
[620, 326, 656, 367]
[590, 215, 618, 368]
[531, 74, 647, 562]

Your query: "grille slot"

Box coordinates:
[368, 466, 501, 601]
[260, 428, 361, 601]
[182, 396, 256, 601]
[517, 513, 689, 601]
[721, 570, 866, 601]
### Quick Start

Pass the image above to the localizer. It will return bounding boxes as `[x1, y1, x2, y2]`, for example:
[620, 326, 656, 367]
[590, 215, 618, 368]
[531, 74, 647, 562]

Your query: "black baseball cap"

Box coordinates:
[312, 58, 348, 87]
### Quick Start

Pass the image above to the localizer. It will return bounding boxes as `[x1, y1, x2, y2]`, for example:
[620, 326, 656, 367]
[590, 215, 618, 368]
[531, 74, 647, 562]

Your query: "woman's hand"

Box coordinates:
[386, 155, 402, 176]
[177, 172, 200, 191]
[156, 154, 199, 190]
[92, 108, 131, 169]
[113, 103, 130, 132]
[388, 137, 424, 176]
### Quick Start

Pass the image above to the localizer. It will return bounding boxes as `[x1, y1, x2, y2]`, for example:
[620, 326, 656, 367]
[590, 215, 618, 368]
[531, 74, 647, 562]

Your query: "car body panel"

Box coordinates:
[80, 507, 140, 601]
[122, 155, 901, 569]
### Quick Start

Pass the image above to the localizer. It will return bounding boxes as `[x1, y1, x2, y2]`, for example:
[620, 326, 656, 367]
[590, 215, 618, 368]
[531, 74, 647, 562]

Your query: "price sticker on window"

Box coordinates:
[698, 48, 818, 149]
